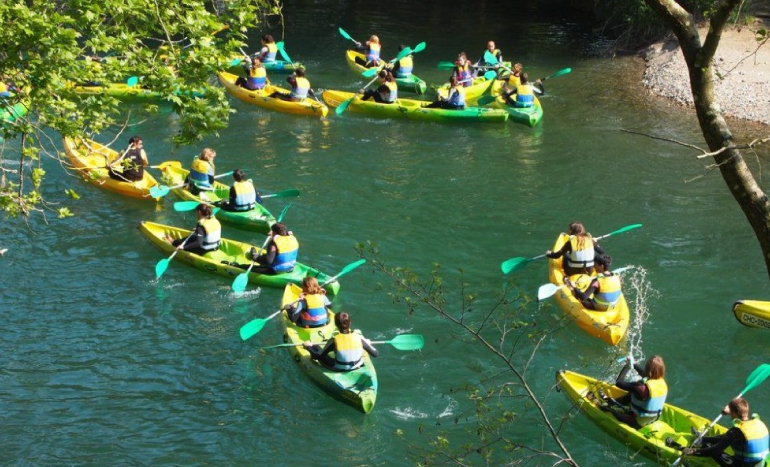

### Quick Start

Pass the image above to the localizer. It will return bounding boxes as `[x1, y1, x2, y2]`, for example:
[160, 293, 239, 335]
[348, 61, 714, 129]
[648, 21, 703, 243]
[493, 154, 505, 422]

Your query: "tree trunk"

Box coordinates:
[643, 0, 770, 279]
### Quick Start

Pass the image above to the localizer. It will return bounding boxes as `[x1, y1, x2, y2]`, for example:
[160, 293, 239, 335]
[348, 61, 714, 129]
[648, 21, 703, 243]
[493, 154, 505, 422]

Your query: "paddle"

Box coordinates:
[437, 61, 456, 70]
[500, 224, 643, 275]
[230, 203, 292, 294]
[361, 45, 416, 78]
[276, 45, 322, 106]
[336, 47, 414, 115]
[149, 170, 234, 198]
[155, 231, 195, 279]
[537, 266, 635, 301]
[260, 334, 425, 351]
[338, 27, 359, 46]
[542, 67, 572, 81]
[148, 161, 182, 170]
[239, 259, 367, 341]
[172, 189, 300, 212]
[672, 363, 770, 467]
[127, 76, 139, 87]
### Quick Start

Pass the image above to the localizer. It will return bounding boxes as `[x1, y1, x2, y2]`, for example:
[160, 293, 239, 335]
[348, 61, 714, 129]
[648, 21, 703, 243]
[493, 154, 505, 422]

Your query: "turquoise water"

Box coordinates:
[2, 1, 769, 465]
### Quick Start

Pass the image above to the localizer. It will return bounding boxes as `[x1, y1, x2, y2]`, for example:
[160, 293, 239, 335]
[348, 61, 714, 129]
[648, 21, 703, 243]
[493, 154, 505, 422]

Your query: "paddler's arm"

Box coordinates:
[362, 337, 379, 358]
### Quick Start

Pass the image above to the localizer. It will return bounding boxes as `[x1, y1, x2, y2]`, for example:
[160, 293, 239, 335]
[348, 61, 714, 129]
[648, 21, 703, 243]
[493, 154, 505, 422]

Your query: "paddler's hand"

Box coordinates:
[681, 448, 695, 456]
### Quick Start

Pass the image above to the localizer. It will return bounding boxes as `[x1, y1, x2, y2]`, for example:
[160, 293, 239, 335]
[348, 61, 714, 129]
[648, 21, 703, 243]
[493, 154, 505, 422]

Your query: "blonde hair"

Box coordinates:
[301, 276, 325, 295]
[368, 35, 379, 44]
[199, 148, 216, 170]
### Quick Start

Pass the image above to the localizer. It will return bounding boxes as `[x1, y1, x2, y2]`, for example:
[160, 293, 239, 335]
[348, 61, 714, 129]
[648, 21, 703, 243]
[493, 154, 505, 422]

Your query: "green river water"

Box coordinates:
[3, 1, 770, 465]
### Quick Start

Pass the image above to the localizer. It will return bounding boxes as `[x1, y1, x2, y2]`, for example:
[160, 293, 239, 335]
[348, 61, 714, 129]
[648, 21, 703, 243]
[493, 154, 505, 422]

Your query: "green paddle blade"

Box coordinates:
[412, 42, 426, 54]
[543, 67, 572, 81]
[484, 50, 498, 65]
[173, 200, 201, 212]
[155, 258, 171, 278]
[362, 67, 378, 78]
[231, 271, 250, 294]
[239, 318, 268, 341]
[743, 363, 770, 394]
[338, 27, 354, 42]
[276, 203, 291, 222]
[127, 76, 139, 87]
[477, 95, 497, 106]
[229, 58, 242, 67]
[276, 41, 284, 50]
[335, 97, 354, 115]
[483, 70, 497, 79]
[378, 334, 424, 351]
[501, 256, 532, 274]
[262, 189, 300, 199]
[149, 185, 171, 198]
[437, 61, 455, 70]
[278, 47, 292, 65]
[393, 46, 413, 63]
[330, 259, 366, 283]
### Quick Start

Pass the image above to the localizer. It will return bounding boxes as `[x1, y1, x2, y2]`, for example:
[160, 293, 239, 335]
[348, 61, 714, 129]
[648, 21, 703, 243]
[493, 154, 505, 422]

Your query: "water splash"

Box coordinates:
[621, 265, 660, 372]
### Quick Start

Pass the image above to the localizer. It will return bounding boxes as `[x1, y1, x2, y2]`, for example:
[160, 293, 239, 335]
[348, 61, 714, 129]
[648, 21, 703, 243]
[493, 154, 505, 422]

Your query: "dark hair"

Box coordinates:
[449, 76, 458, 87]
[262, 34, 274, 43]
[233, 168, 245, 182]
[128, 135, 142, 145]
[196, 203, 213, 217]
[295, 66, 306, 78]
[521, 72, 529, 84]
[335, 312, 351, 332]
[596, 254, 612, 269]
[271, 222, 288, 236]
[729, 397, 750, 418]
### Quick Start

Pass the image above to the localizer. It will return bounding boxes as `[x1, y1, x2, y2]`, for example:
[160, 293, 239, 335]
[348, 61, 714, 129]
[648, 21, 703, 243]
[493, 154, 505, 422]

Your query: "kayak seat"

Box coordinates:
[638, 420, 687, 446]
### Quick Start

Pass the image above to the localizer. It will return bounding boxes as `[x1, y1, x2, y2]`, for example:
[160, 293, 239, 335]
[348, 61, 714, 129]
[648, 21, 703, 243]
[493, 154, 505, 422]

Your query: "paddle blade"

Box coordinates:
[277, 203, 292, 222]
[362, 67, 378, 78]
[544, 67, 572, 80]
[501, 257, 531, 274]
[127, 76, 139, 87]
[278, 47, 292, 64]
[483, 70, 497, 80]
[743, 363, 770, 394]
[477, 95, 497, 106]
[262, 189, 300, 199]
[393, 46, 413, 63]
[335, 97, 354, 115]
[484, 50, 499, 65]
[386, 334, 424, 351]
[437, 61, 455, 70]
[228, 58, 241, 67]
[155, 258, 171, 279]
[239, 318, 267, 341]
[231, 271, 249, 294]
[336, 259, 366, 278]
[338, 27, 354, 41]
[149, 185, 170, 198]
[173, 200, 200, 212]
[412, 42, 426, 54]
[537, 283, 562, 301]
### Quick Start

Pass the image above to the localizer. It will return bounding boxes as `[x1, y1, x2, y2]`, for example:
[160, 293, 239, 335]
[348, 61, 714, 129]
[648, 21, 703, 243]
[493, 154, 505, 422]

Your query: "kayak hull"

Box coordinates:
[226, 57, 303, 74]
[279, 283, 377, 413]
[489, 80, 543, 127]
[436, 76, 495, 103]
[1, 99, 30, 124]
[159, 164, 276, 234]
[62, 137, 161, 201]
[322, 89, 508, 123]
[556, 370, 749, 467]
[345, 50, 427, 94]
[547, 233, 630, 345]
[139, 221, 341, 295]
[217, 71, 328, 118]
[732, 300, 770, 329]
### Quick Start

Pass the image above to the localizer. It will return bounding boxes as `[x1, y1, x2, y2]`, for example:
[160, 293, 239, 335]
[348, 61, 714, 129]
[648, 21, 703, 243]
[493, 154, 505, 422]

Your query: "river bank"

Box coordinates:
[640, 22, 769, 125]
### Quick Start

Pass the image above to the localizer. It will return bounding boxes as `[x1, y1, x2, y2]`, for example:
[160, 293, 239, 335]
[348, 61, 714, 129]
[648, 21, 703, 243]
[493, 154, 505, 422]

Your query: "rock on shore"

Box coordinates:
[641, 24, 769, 125]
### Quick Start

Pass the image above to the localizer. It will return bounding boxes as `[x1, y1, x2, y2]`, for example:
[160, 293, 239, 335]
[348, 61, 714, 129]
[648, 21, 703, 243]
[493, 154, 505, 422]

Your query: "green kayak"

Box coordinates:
[140, 221, 341, 295]
[322, 89, 508, 123]
[278, 283, 377, 413]
[160, 163, 276, 234]
[488, 80, 544, 127]
[1, 98, 29, 124]
[226, 56, 303, 74]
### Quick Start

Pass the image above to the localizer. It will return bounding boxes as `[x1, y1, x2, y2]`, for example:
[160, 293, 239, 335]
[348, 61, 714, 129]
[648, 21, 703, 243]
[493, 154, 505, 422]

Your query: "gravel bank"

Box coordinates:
[640, 24, 770, 125]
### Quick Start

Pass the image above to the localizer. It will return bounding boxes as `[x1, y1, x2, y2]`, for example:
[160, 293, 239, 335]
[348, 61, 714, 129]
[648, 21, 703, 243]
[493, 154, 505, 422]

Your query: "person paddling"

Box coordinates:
[107, 135, 148, 183]
[604, 355, 668, 429]
[303, 312, 378, 371]
[565, 254, 622, 311]
[166, 203, 222, 256]
[219, 169, 262, 212]
[547, 221, 606, 276]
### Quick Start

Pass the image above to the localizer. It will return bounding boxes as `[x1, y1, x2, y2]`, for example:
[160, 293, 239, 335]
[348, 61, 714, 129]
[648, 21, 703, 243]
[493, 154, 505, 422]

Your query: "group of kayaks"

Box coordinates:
[62, 134, 423, 413]
[60, 40, 551, 126]
[501, 225, 770, 465]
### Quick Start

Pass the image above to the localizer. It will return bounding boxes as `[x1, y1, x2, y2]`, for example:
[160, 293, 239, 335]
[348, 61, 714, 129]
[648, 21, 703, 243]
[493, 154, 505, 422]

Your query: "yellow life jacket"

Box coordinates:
[333, 332, 364, 371]
[383, 81, 398, 103]
[198, 216, 221, 251]
[232, 180, 257, 211]
[631, 378, 668, 418]
[566, 235, 595, 270]
[734, 416, 770, 463]
[290, 76, 310, 99]
[189, 159, 214, 190]
[594, 273, 622, 310]
[395, 55, 413, 77]
[272, 234, 298, 272]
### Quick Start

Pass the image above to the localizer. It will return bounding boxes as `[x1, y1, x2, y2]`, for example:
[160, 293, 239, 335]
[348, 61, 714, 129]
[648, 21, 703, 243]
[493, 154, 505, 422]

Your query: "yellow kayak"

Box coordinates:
[62, 137, 164, 201]
[556, 369, 741, 467]
[547, 233, 630, 346]
[733, 300, 770, 329]
[217, 71, 328, 118]
[435, 76, 494, 103]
